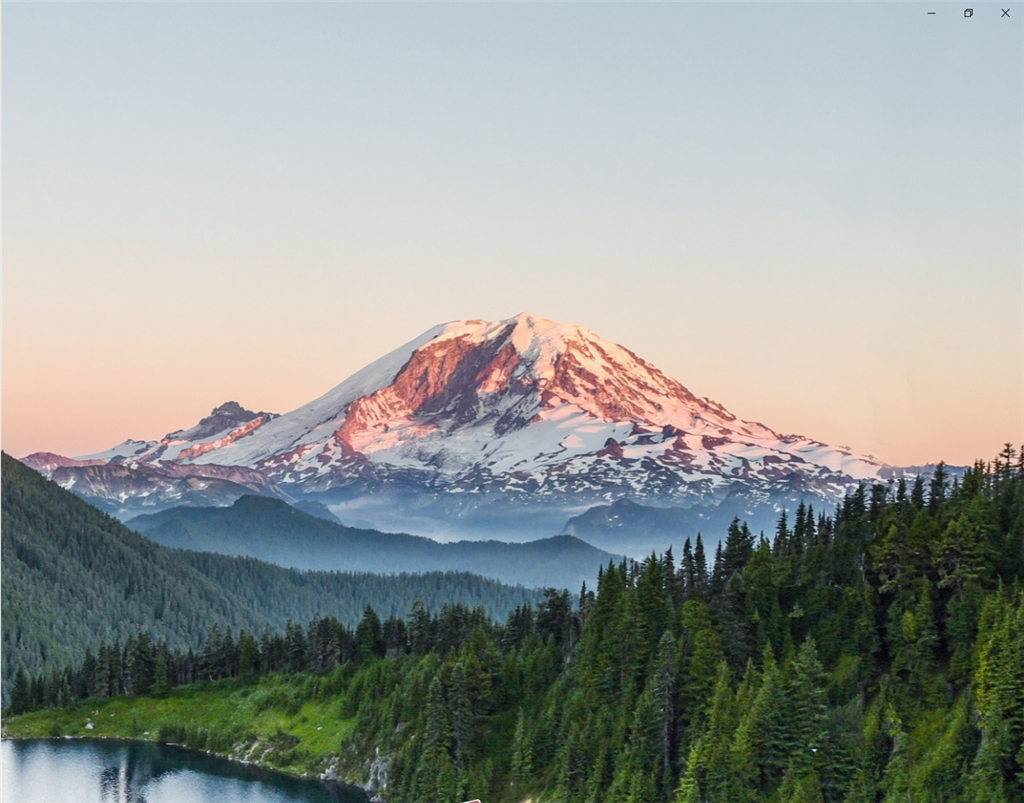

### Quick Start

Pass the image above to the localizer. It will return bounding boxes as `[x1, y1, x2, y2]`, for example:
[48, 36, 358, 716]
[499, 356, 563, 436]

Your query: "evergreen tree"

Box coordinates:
[693, 535, 710, 599]
[416, 675, 457, 802]
[510, 707, 533, 790]
[449, 661, 474, 771]
[732, 645, 788, 792]
[285, 620, 307, 672]
[152, 651, 169, 698]
[408, 600, 434, 655]
[199, 624, 223, 681]
[129, 632, 156, 694]
[929, 462, 949, 515]
[356, 606, 384, 662]
[784, 638, 829, 777]
[238, 630, 259, 677]
[9, 666, 30, 715]
[677, 662, 737, 803]
[7, 446, 1024, 803]
[681, 538, 697, 599]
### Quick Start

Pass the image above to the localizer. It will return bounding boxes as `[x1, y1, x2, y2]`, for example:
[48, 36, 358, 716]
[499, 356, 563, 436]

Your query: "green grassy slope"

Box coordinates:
[3, 672, 358, 778]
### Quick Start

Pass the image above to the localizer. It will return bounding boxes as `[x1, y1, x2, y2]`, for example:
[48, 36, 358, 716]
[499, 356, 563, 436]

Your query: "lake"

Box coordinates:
[0, 738, 370, 803]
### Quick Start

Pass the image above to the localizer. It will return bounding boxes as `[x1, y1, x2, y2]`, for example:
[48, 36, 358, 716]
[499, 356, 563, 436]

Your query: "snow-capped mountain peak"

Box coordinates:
[28, 314, 889, 529]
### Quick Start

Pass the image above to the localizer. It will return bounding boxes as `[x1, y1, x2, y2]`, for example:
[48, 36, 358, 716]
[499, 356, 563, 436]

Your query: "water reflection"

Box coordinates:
[98, 765, 123, 801]
[1, 739, 368, 803]
[96, 749, 160, 803]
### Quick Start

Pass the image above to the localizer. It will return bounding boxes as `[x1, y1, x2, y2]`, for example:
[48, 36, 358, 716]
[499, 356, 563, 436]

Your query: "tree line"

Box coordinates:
[7, 446, 1024, 803]
[365, 448, 1024, 802]
[7, 599, 537, 713]
[0, 452, 544, 705]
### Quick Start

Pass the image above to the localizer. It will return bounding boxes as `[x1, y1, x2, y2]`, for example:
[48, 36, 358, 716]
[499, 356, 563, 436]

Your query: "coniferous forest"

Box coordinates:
[5, 446, 1023, 803]
[0, 453, 544, 704]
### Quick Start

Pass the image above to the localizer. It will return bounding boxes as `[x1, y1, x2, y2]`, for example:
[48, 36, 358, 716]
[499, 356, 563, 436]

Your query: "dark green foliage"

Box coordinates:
[350, 445, 1024, 803]
[8, 445, 1024, 803]
[356, 606, 384, 662]
[0, 453, 544, 703]
[152, 651, 169, 698]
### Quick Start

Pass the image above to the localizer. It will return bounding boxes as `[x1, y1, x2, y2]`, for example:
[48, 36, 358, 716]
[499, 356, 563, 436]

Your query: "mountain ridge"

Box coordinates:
[126, 494, 617, 589]
[0, 452, 545, 703]
[23, 313, 894, 545]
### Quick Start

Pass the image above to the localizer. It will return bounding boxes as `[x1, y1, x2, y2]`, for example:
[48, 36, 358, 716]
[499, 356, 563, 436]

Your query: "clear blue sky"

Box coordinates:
[3, 2, 1022, 466]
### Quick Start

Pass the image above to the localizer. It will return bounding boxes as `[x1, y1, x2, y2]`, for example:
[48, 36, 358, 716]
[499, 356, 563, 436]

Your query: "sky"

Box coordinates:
[3, 2, 1022, 468]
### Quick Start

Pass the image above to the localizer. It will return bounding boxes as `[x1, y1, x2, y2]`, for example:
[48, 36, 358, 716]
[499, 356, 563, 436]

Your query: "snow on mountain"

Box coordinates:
[26, 313, 888, 527]
[78, 401, 279, 465]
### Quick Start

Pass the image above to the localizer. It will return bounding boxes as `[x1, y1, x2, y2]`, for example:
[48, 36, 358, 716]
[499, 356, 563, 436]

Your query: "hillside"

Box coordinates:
[8, 446, 1024, 802]
[128, 496, 616, 589]
[0, 453, 544, 703]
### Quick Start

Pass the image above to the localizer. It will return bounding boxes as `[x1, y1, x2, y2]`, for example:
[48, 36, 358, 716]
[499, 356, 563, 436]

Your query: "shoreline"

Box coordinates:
[1, 732, 379, 801]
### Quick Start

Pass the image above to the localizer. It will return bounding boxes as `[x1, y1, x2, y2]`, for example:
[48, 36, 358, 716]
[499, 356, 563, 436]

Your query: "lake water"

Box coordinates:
[0, 738, 369, 803]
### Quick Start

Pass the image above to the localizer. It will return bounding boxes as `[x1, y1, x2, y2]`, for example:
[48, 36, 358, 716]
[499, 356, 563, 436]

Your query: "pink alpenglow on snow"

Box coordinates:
[23, 314, 895, 527]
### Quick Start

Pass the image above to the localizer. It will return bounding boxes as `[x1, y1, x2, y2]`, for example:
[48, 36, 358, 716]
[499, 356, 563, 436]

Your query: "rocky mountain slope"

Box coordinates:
[23, 313, 891, 546]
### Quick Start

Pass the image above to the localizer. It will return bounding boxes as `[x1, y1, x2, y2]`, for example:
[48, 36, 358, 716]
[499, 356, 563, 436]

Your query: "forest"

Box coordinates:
[0, 452, 543, 704]
[126, 493, 615, 589]
[6, 446, 1023, 803]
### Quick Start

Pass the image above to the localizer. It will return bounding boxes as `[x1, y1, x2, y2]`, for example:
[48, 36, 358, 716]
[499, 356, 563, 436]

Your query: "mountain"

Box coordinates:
[0, 453, 545, 704]
[291, 499, 344, 524]
[562, 498, 760, 553]
[126, 496, 617, 589]
[23, 313, 892, 547]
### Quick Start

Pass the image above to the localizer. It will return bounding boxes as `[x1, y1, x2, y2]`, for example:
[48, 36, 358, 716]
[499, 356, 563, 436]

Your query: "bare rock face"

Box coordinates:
[20, 452, 106, 472]
[21, 313, 889, 525]
[167, 401, 274, 442]
[365, 747, 391, 799]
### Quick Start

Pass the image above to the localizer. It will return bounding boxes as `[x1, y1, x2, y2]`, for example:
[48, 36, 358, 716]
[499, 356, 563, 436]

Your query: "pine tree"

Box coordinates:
[220, 626, 237, 678]
[408, 600, 434, 655]
[972, 590, 1024, 798]
[732, 645, 787, 792]
[717, 571, 754, 676]
[285, 620, 307, 672]
[449, 661, 474, 771]
[651, 631, 677, 792]
[784, 638, 829, 777]
[199, 624, 223, 681]
[9, 665, 31, 715]
[152, 651, 169, 698]
[130, 632, 156, 695]
[910, 474, 927, 509]
[357, 606, 384, 662]
[678, 600, 724, 738]
[676, 662, 737, 803]
[510, 707, 533, 789]
[693, 535, 710, 599]
[682, 538, 697, 598]
[929, 462, 949, 516]
[775, 509, 790, 557]
[936, 500, 999, 590]
[612, 683, 659, 802]
[238, 630, 259, 677]
[415, 675, 457, 802]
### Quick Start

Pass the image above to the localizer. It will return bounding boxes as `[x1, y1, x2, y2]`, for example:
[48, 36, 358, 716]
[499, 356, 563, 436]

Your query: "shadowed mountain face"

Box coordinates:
[23, 313, 896, 545]
[127, 495, 618, 589]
